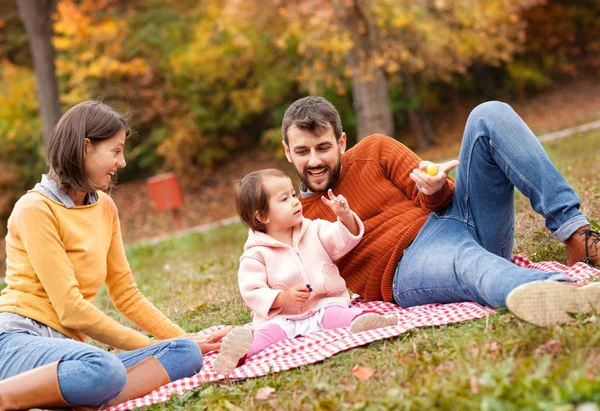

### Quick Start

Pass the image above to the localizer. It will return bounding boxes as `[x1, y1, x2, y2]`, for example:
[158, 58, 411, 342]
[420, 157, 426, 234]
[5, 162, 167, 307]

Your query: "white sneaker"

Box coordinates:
[349, 313, 398, 334]
[213, 327, 253, 376]
[506, 280, 600, 327]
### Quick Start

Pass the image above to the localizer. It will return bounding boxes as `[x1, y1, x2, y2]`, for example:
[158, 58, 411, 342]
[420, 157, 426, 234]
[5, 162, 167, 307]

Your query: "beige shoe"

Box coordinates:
[349, 313, 398, 334]
[506, 280, 600, 327]
[213, 327, 253, 376]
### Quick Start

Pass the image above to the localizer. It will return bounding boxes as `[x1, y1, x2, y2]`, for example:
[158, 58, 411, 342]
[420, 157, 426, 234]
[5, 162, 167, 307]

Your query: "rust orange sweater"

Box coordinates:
[300, 134, 455, 302]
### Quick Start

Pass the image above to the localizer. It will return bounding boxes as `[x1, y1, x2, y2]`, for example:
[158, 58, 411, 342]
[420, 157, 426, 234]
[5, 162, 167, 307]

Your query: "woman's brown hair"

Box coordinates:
[234, 168, 290, 233]
[47, 100, 131, 193]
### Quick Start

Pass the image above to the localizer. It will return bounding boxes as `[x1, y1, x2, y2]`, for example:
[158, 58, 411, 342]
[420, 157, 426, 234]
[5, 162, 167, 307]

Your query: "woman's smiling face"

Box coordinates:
[84, 128, 127, 190]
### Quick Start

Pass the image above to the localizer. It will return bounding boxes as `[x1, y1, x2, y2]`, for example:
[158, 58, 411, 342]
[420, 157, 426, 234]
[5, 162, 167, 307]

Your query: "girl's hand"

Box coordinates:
[274, 286, 310, 307]
[321, 189, 351, 217]
[320, 188, 360, 236]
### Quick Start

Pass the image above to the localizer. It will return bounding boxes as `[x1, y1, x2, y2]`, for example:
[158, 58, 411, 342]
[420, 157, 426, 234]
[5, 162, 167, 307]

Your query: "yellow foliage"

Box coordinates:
[0, 61, 40, 142]
[156, 121, 205, 171]
[54, 0, 91, 38]
[53, 0, 151, 99]
[52, 36, 72, 50]
[0, 60, 45, 205]
[230, 88, 266, 116]
[1, 0, 553, 179]
[392, 14, 411, 29]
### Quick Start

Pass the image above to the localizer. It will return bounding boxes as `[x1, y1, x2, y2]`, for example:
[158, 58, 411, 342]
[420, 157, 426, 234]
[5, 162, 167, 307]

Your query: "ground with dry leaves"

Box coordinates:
[118, 122, 600, 408]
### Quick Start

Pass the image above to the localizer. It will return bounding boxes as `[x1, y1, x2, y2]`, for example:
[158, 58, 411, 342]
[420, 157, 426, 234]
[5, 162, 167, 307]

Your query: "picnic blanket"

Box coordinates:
[107, 256, 599, 411]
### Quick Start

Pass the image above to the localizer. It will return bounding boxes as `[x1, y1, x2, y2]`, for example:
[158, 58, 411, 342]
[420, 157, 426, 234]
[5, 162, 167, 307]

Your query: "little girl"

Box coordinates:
[213, 168, 397, 375]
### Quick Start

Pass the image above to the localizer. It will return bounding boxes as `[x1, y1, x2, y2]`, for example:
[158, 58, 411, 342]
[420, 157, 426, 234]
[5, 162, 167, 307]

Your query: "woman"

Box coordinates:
[0, 101, 227, 409]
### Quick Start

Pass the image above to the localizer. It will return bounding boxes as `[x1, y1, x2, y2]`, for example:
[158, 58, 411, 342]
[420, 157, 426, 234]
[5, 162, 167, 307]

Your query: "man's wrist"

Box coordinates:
[416, 183, 442, 195]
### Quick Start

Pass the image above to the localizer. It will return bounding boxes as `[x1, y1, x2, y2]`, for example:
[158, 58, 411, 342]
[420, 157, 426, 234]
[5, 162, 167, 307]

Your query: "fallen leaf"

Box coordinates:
[352, 364, 375, 381]
[542, 339, 562, 355]
[470, 375, 480, 394]
[255, 386, 276, 401]
[470, 375, 486, 395]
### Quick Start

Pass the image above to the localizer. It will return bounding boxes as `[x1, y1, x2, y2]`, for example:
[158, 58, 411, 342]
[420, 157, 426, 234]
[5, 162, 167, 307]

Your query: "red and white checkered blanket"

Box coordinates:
[107, 256, 599, 410]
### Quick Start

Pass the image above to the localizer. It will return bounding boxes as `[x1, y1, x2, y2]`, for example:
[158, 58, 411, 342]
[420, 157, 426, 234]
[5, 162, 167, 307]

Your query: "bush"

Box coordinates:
[0, 61, 46, 232]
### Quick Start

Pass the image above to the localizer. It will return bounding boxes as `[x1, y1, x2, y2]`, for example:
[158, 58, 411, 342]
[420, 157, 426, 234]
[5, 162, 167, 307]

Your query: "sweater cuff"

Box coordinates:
[336, 211, 364, 238]
[419, 183, 453, 208]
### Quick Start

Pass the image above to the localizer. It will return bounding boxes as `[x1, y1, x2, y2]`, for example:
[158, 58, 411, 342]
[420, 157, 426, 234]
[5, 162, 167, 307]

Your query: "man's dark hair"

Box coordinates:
[281, 96, 342, 145]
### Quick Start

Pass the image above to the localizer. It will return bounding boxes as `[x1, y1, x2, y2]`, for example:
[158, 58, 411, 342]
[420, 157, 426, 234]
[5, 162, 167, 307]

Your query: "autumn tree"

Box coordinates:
[510, 0, 600, 95]
[222, 0, 396, 141]
[334, 0, 395, 141]
[16, 0, 60, 147]
[223, 0, 544, 147]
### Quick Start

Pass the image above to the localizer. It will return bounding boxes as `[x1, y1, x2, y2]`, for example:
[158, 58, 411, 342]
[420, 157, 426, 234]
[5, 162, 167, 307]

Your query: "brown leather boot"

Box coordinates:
[102, 356, 170, 408]
[0, 361, 70, 410]
[565, 225, 600, 266]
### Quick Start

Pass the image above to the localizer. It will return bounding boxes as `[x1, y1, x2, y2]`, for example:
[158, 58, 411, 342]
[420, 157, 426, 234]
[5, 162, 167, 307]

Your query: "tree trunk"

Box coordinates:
[339, 0, 394, 141]
[16, 0, 61, 147]
[346, 49, 395, 141]
[403, 72, 436, 149]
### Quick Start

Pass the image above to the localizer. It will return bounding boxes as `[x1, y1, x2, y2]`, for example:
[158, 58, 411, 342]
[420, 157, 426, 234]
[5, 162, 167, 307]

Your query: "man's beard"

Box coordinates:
[300, 156, 342, 193]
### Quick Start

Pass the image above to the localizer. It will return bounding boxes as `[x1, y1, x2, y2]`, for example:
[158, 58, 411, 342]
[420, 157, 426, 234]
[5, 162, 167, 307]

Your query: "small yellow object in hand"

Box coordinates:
[426, 163, 438, 176]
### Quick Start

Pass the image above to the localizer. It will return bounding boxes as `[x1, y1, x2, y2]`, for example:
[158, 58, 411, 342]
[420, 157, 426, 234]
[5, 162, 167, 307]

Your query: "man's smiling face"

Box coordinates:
[284, 125, 346, 193]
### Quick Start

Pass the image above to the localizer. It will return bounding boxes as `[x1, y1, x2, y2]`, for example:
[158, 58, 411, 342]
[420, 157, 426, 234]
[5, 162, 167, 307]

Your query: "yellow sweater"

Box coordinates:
[1, 190, 184, 350]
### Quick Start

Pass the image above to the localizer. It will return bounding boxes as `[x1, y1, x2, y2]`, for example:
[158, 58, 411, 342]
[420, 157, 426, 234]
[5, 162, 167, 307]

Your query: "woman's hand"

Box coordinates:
[150, 326, 233, 354]
[185, 327, 233, 353]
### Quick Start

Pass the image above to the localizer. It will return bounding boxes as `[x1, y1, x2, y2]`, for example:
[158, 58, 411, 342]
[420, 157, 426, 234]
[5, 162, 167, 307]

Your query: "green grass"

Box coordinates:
[107, 128, 600, 410]
[513, 128, 600, 262]
[105, 127, 600, 410]
[25, 129, 600, 409]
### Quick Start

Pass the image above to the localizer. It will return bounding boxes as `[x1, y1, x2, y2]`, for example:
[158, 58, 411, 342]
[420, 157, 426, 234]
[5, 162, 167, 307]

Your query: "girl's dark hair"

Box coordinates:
[234, 168, 290, 233]
[47, 100, 131, 193]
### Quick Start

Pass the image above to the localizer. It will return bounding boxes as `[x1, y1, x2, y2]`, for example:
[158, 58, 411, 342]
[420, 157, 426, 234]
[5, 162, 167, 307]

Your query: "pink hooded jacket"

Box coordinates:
[238, 213, 364, 327]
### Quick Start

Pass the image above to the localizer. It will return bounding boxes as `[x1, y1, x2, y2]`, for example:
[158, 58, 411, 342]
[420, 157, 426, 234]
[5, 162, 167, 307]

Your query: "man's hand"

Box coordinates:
[273, 286, 311, 308]
[410, 160, 460, 195]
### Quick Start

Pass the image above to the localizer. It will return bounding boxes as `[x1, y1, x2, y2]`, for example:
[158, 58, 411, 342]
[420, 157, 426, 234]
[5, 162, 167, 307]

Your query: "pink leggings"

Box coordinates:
[247, 305, 364, 358]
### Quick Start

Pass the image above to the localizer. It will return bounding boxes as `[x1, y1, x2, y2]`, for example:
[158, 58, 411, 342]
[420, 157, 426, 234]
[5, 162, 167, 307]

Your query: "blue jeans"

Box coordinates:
[0, 314, 203, 406]
[393, 101, 585, 308]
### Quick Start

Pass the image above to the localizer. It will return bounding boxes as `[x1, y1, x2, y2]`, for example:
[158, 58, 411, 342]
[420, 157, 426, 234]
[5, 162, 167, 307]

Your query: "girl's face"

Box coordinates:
[84, 129, 127, 190]
[261, 175, 303, 232]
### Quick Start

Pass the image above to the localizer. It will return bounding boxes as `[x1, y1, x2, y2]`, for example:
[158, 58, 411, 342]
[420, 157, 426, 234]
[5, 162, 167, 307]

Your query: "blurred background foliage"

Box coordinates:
[0, 0, 600, 226]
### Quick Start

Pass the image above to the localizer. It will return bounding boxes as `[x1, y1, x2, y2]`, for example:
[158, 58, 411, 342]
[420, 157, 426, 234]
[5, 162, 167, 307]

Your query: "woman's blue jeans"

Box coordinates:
[393, 101, 586, 308]
[0, 326, 203, 406]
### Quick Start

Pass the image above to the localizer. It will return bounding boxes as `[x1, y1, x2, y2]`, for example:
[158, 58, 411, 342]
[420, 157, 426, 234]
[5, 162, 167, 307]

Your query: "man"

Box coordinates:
[281, 96, 600, 327]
